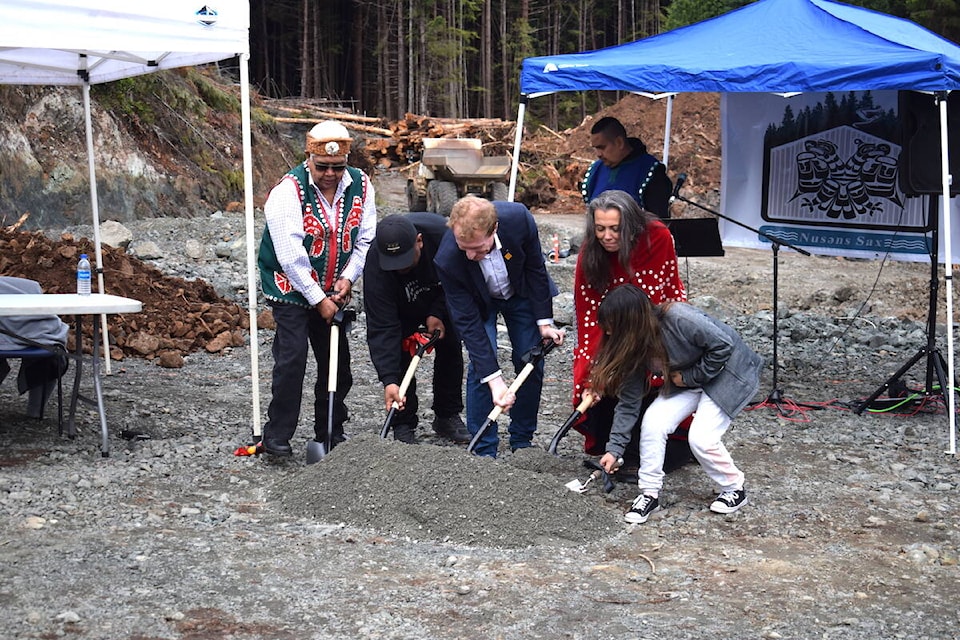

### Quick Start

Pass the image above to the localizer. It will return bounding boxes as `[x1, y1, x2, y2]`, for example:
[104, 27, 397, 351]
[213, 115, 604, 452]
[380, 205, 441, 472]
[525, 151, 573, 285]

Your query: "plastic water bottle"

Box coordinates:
[77, 253, 91, 296]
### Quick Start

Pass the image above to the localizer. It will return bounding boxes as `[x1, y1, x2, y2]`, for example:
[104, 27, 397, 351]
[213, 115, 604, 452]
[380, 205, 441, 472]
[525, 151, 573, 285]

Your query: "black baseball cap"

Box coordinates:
[375, 215, 418, 271]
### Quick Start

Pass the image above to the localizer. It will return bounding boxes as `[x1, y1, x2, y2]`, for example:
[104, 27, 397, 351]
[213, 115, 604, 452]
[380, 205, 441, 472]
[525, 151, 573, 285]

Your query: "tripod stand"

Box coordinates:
[671, 174, 820, 417]
[855, 195, 950, 414]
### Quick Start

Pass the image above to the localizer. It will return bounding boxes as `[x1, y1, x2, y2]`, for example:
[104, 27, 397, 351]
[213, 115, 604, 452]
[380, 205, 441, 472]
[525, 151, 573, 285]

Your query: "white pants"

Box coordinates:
[637, 389, 744, 496]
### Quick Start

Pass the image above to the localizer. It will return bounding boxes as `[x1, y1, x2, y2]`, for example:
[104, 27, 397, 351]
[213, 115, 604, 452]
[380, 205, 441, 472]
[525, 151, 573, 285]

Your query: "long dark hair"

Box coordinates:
[589, 284, 668, 397]
[580, 190, 658, 292]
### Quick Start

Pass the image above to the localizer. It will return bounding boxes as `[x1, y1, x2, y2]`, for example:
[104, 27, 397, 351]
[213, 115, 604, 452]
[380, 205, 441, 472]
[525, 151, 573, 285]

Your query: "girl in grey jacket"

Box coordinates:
[592, 284, 762, 524]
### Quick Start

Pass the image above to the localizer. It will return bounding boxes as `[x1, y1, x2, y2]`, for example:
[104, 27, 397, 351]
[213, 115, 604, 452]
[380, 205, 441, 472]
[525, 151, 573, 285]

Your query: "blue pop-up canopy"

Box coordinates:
[511, 0, 960, 453]
[520, 0, 960, 96]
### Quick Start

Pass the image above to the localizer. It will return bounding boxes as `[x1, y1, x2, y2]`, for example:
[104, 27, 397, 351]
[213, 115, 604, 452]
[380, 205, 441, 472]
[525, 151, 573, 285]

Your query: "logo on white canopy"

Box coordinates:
[196, 5, 218, 27]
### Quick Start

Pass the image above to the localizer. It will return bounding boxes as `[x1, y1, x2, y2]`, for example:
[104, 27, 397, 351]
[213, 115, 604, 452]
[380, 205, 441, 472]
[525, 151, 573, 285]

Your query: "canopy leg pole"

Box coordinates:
[82, 79, 111, 375]
[240, 53, 262, 439]
[938, 93, 956, 455]
[662, 93, 674, 166]
[508, 96, 528, 202]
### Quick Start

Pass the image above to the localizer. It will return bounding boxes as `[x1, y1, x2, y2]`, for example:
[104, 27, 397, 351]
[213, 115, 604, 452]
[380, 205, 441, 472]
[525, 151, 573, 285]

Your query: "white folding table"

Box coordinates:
[0, 294, 142, 456]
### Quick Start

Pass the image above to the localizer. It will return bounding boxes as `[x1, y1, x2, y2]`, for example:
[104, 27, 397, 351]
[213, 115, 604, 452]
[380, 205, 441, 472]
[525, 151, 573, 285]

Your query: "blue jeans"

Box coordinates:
[466, 295, 543, 458]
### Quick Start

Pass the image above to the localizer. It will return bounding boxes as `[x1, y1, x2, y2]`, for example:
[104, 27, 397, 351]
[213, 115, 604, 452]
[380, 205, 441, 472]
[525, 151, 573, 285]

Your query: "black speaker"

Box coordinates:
[898, 90, 960, 196]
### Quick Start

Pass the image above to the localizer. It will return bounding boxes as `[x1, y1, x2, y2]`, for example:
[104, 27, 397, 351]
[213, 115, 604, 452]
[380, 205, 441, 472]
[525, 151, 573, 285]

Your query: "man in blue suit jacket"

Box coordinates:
[434, 196, 564, 458]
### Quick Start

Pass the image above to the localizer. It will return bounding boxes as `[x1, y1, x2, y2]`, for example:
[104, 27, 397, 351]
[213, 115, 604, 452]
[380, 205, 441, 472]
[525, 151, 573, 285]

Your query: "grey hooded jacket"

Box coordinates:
[606, 302, 762, 459]
[658, 302, 763, 418]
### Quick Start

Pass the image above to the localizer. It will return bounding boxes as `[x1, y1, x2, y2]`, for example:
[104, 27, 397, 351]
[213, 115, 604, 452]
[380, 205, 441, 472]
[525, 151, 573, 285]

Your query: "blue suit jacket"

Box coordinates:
[434, 202, 558, 380]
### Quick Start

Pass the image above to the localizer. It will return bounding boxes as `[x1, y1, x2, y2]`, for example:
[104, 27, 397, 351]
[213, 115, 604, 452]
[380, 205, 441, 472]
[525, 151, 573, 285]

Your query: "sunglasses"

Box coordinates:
[314, 162, 346, 173]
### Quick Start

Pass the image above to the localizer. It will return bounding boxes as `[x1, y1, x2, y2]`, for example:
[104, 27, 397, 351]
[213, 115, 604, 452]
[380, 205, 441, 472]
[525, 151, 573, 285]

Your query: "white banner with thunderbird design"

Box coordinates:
[719, 91, 959, 263]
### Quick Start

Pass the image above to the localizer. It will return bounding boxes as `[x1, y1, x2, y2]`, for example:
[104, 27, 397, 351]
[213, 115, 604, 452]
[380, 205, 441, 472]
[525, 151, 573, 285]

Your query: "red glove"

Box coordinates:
[402, 332, 435, 356]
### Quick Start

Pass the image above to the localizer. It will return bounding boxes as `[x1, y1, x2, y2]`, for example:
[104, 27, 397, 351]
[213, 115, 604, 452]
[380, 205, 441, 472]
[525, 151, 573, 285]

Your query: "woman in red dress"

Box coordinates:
[572, 189, 687, 460]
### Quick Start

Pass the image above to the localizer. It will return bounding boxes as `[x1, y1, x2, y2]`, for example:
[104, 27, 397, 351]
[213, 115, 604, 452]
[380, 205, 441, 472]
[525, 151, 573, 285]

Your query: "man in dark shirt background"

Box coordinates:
[581, 116, 673, 218]
[364, 213, 469, 444]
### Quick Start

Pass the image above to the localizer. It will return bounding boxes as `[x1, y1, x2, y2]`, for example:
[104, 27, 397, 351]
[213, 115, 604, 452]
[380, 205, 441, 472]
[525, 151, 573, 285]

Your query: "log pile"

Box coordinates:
[259, 92, 722, 212]
[266, 102, 393, 136]
[261, 100, 517, 170]
[362, 113, 516, 169]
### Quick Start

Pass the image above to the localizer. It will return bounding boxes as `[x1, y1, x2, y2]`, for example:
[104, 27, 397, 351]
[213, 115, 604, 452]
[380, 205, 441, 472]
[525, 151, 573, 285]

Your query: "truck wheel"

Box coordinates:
[491, 182, 509, 202]
[428, 180, 458, 217]
[406, 180, 427, 211]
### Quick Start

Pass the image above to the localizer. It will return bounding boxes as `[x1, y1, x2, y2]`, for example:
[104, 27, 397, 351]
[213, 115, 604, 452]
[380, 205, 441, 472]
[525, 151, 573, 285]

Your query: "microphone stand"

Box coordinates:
[670, 174, 822, 417]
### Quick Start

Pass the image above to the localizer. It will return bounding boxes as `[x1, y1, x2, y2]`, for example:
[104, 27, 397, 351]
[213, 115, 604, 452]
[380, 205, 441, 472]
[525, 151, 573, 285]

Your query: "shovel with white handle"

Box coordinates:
[565, 458, 622, 494]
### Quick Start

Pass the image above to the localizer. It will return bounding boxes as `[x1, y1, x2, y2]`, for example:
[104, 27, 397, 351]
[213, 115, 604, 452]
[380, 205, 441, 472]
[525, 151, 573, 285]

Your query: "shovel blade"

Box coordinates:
[306, 439, 327, 465]
[467, 417, 496, 454]
[233, 442, 262, 457]
[547, 410, 582, 455]
[565, 470, 599, 493]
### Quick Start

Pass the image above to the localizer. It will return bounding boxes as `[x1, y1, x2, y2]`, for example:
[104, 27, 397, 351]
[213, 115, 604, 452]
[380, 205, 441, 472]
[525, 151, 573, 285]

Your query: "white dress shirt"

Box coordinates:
[478, 233, 514, 300]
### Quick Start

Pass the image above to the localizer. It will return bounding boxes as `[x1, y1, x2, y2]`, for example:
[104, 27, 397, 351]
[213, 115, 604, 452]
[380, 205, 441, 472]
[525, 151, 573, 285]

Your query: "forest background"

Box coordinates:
[250, 0, 960, 129]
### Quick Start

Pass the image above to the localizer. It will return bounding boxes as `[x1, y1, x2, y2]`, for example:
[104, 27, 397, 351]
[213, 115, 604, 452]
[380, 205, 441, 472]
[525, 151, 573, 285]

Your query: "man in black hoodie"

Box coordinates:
[365, 213, 469, 444]
[580, 116, 673, 218]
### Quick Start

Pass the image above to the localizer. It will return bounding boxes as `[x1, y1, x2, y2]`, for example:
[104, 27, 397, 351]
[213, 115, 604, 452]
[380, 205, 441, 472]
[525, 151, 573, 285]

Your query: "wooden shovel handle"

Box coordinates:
[575, 395, 593, 413]
[327, 323, 340, 393]
[392, 354, 421, 409]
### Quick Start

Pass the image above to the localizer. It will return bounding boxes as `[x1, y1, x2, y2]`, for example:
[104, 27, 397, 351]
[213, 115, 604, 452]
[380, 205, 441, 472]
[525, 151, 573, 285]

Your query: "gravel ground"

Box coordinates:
[1, 170, 959, 639]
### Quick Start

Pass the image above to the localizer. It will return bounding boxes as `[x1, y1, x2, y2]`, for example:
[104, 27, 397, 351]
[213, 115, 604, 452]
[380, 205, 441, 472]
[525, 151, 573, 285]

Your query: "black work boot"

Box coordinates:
[262, 438, 293, 457]
[431, 414, 470, 443]
[392, 423, 417, 444]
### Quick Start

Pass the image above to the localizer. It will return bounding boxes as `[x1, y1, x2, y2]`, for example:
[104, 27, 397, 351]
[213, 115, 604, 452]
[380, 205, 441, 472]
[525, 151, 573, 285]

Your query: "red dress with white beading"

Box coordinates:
[572, 219, 687, 453]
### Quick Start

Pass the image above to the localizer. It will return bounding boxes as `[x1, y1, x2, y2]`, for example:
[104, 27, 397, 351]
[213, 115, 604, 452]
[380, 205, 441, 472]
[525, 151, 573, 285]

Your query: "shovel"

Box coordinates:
[380, 329, 441, 439]
[307, 306, 348, 465]
[565, 458, 620, 494]
[547, 394, 594, 455]
[467, 337, 557, 454]
[234, 371, 267, 456]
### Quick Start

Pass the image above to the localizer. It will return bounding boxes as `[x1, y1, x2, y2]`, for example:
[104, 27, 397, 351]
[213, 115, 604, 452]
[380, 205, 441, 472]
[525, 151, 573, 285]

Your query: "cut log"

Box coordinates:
[271, 117, 392, 137]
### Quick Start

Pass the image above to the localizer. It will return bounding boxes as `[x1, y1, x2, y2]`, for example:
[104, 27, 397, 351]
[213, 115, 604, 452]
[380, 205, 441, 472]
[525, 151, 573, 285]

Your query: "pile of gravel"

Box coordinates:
[269, 433, 621, 548]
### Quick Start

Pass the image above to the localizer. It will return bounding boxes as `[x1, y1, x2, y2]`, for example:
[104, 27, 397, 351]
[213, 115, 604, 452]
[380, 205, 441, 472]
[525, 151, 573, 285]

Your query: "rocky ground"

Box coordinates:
[1, 170, 959, 639]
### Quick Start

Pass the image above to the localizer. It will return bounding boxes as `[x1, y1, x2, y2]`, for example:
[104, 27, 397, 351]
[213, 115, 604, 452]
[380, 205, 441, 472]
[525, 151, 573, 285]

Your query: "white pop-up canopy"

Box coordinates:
[0, 1, 262, 434]
[0, 2, 248, 84]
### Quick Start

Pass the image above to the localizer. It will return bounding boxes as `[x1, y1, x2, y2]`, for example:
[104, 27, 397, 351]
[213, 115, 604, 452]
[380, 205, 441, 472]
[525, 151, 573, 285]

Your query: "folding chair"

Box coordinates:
[0, 331, 68, 435]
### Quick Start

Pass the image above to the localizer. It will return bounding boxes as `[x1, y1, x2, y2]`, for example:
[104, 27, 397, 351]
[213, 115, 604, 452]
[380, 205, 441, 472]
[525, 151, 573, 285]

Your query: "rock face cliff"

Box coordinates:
[0, 67, 294, 230]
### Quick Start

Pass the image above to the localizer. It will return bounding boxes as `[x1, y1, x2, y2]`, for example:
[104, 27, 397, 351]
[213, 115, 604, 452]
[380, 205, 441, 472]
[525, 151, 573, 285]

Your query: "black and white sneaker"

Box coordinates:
[624, 494, 660, 524]
[710, 489, 748, 514]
